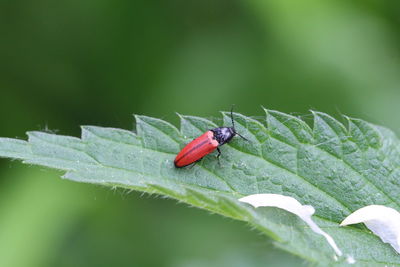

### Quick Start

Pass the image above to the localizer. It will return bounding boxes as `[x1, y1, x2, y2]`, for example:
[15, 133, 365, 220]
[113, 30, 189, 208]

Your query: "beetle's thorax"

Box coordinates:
[211, 127, 236, 146]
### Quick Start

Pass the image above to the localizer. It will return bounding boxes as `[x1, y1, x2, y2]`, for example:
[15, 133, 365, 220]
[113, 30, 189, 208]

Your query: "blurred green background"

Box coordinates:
[1, 0, 400, 266]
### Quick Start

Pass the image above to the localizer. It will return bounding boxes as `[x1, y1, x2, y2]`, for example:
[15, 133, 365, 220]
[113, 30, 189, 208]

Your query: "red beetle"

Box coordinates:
[174, 108, 248, 168]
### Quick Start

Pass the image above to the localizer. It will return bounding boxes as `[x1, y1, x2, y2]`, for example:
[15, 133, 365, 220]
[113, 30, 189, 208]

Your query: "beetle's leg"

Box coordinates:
[189, 158, 203, 169]
[216, 148, 222, 166]
[216, 148, 221, 158]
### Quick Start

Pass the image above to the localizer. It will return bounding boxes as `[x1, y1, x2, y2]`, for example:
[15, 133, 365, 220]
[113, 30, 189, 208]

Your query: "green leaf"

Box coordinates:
[1, 110, 400, 266]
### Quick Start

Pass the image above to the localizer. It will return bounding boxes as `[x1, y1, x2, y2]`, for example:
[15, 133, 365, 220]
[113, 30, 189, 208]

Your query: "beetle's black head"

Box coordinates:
[211, 106, 249, 146]
[211, 127, 236, 146]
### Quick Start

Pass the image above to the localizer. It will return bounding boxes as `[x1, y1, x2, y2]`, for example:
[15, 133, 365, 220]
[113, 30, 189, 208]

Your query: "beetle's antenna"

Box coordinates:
[230, 105, 235, 130]
[230, 105, 250, 142]
[236, 132, 249, 141]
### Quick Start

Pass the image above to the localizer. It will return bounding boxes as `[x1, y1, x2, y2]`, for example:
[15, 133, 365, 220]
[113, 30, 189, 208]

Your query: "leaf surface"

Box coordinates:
[1, 110, 400, 266]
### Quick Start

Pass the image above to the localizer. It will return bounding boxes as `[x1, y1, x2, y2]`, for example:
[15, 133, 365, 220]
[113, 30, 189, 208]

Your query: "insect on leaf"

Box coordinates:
[0, 110, 400, 266]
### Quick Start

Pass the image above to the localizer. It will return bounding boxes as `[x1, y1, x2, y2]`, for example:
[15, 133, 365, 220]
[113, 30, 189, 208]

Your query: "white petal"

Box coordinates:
[346, 255, 356, 264]
[239, 194, 343, 257]
[340, 205, 400, 253]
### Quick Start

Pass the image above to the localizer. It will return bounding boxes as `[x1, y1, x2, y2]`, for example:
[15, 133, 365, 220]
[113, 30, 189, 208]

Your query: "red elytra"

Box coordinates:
[174, 131, 219, 168]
